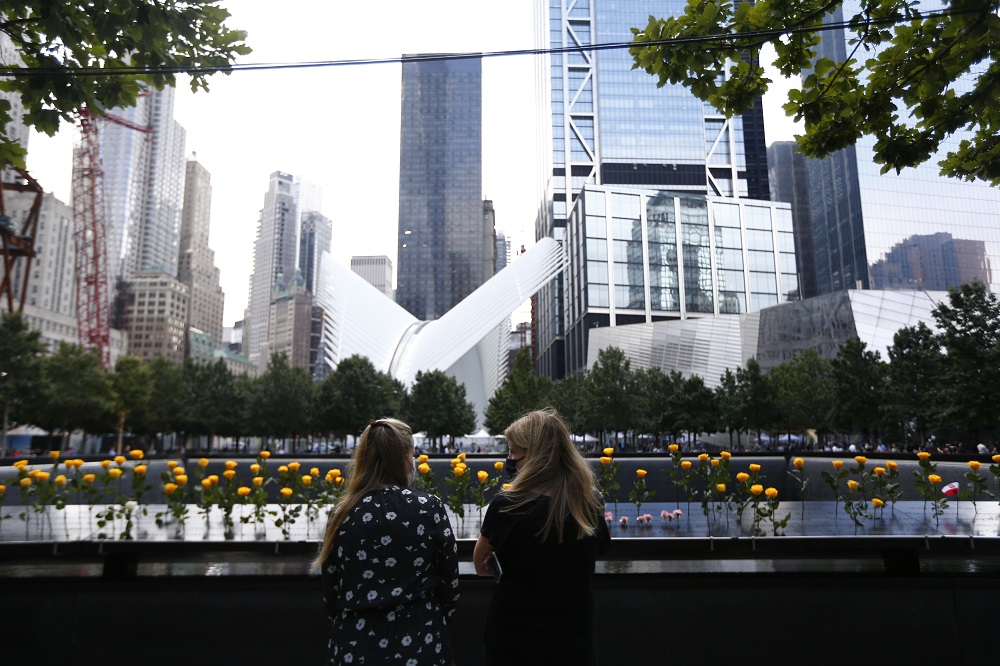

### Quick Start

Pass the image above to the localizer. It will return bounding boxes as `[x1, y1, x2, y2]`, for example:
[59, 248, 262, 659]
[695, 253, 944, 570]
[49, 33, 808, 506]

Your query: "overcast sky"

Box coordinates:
[25, 0, 799, 327]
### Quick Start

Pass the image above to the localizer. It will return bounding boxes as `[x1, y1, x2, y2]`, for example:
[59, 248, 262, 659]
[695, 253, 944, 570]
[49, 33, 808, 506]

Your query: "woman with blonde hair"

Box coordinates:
[316, 418, 459, 665]
[473, 409, 610, 665]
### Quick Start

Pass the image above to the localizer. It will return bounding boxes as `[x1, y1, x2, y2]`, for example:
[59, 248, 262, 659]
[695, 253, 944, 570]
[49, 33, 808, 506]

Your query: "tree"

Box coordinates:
[548, 371, 588, 436]
[735, 357, 776, 446]
[584, 347, 636, 445]
[0, 1, 250, 166]
[769, 348, 834, 443]
[667, 374, 719, 447]
[885, 322, 943, 448]
[31, 342, 113, 450]
[130, 356, 185, 450]
[251, 353, 314, 451]
[110, 355, 152, 454]
[483, 347, 553, 435]
[316, 355, 405, 440]
[0, 313, 46, 453]
[404, 370, 476, 450]
[630, 0, 1000, 184]
[830, 338, 886, 441]
[632, 367, 674, 444]
[715, 368, 745, 449]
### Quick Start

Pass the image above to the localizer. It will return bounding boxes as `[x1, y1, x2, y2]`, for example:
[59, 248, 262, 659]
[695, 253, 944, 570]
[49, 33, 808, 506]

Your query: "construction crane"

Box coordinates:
[0, 167, 43, 314]
[72, 105, 152, 366]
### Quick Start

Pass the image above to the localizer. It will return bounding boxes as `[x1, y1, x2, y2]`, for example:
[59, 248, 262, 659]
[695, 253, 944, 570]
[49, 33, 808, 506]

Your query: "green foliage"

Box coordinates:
[584, 347, 636, 437]
[110, 355, 152, 454]
[404, 370, 476, 446]
[483, 347, 552, 435]
[32, 342, 114, 442]
[829, 338, 886, 439]
[317, 355, 406, 438]
[250, 353, 314, 444]
[0, 312, 46, 430]
[0, 1, 251, 167]
[629, 0, 1000, 184]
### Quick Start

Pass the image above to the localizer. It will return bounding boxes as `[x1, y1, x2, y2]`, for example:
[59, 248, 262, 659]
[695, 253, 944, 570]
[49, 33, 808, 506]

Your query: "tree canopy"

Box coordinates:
[629, 0, 1000, 184]
[0, 1, 251, 166]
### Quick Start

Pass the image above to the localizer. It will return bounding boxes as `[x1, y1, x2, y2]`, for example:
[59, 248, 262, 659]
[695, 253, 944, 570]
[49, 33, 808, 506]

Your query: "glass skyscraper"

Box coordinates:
[535, 0, 771, 377]
[396, 55, 490, 321]
[788, 3, 1000, 296]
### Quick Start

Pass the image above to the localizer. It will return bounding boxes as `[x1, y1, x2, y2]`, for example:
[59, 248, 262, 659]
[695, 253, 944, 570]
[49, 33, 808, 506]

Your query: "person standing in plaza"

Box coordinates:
[473, 409, 610, 665]
[315, 418, 460, 665]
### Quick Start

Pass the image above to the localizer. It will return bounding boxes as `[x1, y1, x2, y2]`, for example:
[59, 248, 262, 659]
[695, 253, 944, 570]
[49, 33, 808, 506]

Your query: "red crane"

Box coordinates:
[72, 105, 152, 366]
[0, 166, 43, 314]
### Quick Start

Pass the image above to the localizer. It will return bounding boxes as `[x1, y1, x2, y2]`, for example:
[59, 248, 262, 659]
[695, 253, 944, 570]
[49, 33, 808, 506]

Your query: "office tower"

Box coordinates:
[0, 33, 29, 184]
[791, 3, 999, 296]
[298, 211, 332, 295]
[5, 192, 76, 317]
[495, 229, 511, 274]
[351, 256, 394, 299]
[397, 55, 487, 320]
[482, 199, 498, 278]
[535, 0, 771, 377]
[266, 271, 312, 371]
[102, 87, 187, 289]
[178, 157, 225, 351]
[768, 142, 815, 298]
[245, 171, 298, 367]
[123, 272, 189, 365]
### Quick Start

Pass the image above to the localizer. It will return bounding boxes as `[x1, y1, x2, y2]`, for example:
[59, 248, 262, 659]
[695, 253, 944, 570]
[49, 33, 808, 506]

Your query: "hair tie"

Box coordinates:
[369, 419, 377, 426]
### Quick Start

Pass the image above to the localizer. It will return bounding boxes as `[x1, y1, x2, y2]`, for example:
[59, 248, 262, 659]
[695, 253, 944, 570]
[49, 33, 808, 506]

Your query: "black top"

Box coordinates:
[321, 487, 459, 665]
[480, 492, 610, 664]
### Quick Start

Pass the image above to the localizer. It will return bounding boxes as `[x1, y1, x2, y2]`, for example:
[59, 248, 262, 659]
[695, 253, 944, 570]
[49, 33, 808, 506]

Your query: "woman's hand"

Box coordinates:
[473, 534, 494, 577]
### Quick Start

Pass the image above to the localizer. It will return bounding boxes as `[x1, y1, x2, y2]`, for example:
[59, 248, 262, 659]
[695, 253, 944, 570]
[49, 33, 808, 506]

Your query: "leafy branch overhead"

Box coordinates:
[629, 0, 1000, 184]
[0, 1, 251, 167]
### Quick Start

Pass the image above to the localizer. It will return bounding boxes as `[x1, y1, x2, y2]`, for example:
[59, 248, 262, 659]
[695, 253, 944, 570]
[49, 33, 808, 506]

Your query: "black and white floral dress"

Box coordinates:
[322, 487, 460, 665]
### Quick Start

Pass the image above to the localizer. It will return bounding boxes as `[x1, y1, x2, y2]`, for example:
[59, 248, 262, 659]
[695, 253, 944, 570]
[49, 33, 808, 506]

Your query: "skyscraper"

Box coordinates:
[245, 171, 298, 367]
[298, 211, 332, 295]
[0, 32, 29, 184]
[102, 87, 187, 287]
[396, 55, 488, 321]
[351, 256, 394, 299]
[534, 0, 771, 377]
[783, 3, 1000, 296]
[178, 156, 225, 349]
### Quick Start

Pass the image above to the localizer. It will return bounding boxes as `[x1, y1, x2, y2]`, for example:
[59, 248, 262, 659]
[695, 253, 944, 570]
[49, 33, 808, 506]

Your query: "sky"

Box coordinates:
[24, 0, 800, 327]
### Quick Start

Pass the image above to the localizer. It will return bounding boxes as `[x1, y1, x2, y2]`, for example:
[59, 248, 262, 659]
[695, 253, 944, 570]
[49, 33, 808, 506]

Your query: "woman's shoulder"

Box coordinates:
[390, 486, 446, 510]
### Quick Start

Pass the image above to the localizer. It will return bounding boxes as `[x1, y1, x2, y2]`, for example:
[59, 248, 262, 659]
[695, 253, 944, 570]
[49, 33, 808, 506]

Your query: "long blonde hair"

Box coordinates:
[502, 409, 603, 542]
[313, 418, 414, 571]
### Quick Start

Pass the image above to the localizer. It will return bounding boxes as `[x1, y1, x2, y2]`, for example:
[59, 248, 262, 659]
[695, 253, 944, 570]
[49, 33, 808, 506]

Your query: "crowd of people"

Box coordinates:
[316, 409, 608, 665]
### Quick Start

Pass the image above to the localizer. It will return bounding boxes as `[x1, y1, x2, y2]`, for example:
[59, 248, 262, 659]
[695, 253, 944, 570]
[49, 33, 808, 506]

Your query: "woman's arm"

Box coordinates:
[473, 534, 494, 577]
[431, 499, 461, 618]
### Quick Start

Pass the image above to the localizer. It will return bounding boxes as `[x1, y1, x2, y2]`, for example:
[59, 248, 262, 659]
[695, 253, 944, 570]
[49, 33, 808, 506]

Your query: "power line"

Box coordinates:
[0, 5, 987, 79]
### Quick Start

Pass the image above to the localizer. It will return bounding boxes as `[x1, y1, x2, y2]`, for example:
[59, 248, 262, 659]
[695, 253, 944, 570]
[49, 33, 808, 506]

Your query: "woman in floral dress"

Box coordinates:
[316, 418, 460, 665]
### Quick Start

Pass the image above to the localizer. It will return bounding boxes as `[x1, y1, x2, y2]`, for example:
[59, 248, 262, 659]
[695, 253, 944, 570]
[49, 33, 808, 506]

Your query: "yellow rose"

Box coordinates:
[458, 453, 466, 461]
[418, 454, 429, 464]
[855, 456, 867, 465]
[668, 444, 679, 453]
[288, 461, 301, 473]
[237, 486, 251, 497]
[28, 469, 40, 478]
[710, 459, 719, 468]
[600, 456, 612, 465]
[765, 487, 778, 499]
[259, 450, 271, 459]
[721, 451, 731, 460]
[636, 469, 648, 479]
[502, 483, 511, 490]
[750, 484, 763, 496]
[832, 460, 843, 470]
[477, 470, 489, 483]
[698, 453, 709, 462]
[129, 449, 144, 460]
[175, 475, 188, 486]
[993, 454, 1000, 464]
[173, 467, 186, 476]
[886, 460, 898, 470]
[453, 467, 466, 477]
[34, 471, 50, 482]
[280, 487, 293, 498]
[716, 483, 726, 493]
[325, 473, 334, 483]
[164, 483, 178, 495]
[450, 458, 461, 467]
[334, 477, 344, 486]
[55, 474, 67, 486]
[114, 456, 126, 465]
[250, 464, 260, 475]
[603, 447, 614, 456]
[847, 480, 858, 491]
[167, 461, 178, 469]
[100, 460, 111, 469]
[968, 460, 981, 471]
[0, 485, 5, 494]
[13, 460, 28, 470]
[301, 475, 312, 486]
[199, 458, 209, 467]
[928, 474, 942, 485]
[201, 479, 213, 489]
[208, 475, 219, 485]
[223, 470, 236, 480]
[418, 463, 431, 475]
[310, 467, 320, 477]
[872, 498, 885, 508]
[109, 468, 123, 479]
[134, 465, 147, 476]
[680, 461, 692, 470]
[20, 477, 32, 487]
[330, 469, 341, 478]
[736, 472, 750, 483]
[278, 465, 289, 474]
[793, 457, 804, 469]
[224, 460, 237, 470]
[83, 474, 95, 484]
[494, 461, 504, 471]
[253, 476, 264, 487]
[49, 450, 60, 460]
[749, 463, 761, 473]
[456, 463, 467, 472]
[917, 451, 931, 461]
